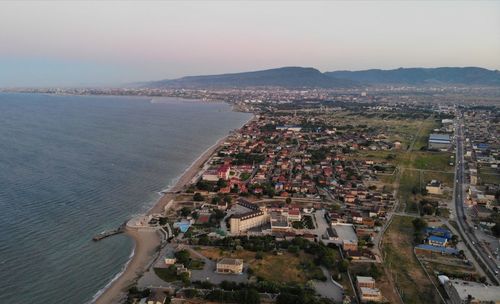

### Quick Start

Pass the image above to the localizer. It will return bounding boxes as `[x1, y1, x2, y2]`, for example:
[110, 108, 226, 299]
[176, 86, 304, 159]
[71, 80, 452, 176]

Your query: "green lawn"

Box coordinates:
[412, 152, 454, 171]
[154, 267, 179, 282]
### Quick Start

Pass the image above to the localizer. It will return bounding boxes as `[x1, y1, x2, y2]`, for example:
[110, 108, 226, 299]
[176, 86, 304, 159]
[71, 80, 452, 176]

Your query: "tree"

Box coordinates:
[217, 178, 227, 188]
[337, 260, 349, 273]
[492, 223, 500, 238]
[223, 195, 233, 204]
[369, 263, 382, 279]
[193, 192, 204, 201]
[211, 196, 221, 204]
[175, 250, 191, 265]
[180, 207, 191, 217]
[285, 197, 292, 205]
[288, 245, 299, 254]
[180, 272, 191, 286]
[412, 217, 427, 233]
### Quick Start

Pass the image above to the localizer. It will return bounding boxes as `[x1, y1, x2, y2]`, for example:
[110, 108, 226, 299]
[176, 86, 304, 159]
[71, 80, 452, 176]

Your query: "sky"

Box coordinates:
[0, 1, 499, 87]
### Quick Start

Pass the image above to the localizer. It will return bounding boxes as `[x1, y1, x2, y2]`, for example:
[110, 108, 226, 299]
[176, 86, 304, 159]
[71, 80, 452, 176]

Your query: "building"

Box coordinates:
[164, 255, 176, 266]
[415, 244, 458, 256]
[356, 276, 383, 303]
[217, 165, 231, 180]
[216, 258, 244, 274]
[270, 212, 291, 232]
[426, 180, 443, 195]
[230, 210, 268, 234]
[147, 290, 168, 304]
[428, 133, 451, 150]
[326, 223, 358, 251]
[202, 168, 219, 182]
[428, 235, 448, 247]
[425, 227, 452, 240]
[442, 277, 500, 304]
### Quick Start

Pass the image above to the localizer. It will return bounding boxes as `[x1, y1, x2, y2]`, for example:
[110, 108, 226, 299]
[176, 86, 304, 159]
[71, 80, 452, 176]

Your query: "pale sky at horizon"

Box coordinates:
[1, 1, 499, 87]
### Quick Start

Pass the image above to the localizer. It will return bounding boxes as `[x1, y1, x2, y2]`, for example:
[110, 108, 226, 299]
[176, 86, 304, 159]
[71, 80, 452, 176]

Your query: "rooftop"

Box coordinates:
[218, 258, 243, 266]
[448, 279, 500, 302]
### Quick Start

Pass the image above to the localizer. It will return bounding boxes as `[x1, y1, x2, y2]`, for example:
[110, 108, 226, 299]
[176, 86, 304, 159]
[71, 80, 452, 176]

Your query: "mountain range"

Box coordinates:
[139, 66, 500, 89]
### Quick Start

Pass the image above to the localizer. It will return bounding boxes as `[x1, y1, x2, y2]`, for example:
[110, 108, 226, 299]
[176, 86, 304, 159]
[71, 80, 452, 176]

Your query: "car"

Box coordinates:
[495, 270, 499, 275]
[488, 255, 492, 259]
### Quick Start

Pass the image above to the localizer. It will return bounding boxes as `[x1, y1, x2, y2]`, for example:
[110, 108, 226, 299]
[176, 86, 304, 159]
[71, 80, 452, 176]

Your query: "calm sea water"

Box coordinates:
[0, 93, 251, 303]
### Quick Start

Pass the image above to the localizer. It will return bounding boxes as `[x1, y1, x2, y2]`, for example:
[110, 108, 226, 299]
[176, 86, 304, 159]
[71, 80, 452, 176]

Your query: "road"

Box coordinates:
[453, 115, 499, 284]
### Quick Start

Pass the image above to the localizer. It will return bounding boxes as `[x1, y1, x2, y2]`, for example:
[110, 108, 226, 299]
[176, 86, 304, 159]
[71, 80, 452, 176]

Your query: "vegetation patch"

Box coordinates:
[382, 216, 441, 304]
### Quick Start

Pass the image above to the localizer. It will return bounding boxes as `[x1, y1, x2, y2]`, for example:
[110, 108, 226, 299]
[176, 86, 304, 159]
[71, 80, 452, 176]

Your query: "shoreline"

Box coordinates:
[93, 114, 254, 304]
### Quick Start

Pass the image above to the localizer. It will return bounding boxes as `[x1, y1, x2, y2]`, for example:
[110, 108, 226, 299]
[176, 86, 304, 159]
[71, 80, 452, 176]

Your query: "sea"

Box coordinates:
[0, 93, 252, 303]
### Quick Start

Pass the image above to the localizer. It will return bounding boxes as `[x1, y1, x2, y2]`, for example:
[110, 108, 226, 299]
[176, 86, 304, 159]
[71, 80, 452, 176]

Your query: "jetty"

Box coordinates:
[92, 223, 126, 241]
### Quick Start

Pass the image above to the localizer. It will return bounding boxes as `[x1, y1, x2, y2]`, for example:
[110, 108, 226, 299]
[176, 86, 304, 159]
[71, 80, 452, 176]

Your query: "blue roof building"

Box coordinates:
[425, 227, 452, 240]
[415, 244, 458, 255]
[428, 235, 448, 247]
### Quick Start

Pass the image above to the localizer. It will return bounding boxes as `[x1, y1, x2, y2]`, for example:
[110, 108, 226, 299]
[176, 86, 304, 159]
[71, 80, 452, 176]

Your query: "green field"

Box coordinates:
[382, 216, 441, 304]
[412, 152, 454, 171]
[411, 118, 440, 151]
[479, 166, 500, 185]
[398, 170, 420, 213]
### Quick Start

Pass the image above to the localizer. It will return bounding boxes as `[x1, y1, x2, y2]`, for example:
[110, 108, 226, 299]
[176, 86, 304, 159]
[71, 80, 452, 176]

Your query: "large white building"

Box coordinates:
[442, 277, 500, 304]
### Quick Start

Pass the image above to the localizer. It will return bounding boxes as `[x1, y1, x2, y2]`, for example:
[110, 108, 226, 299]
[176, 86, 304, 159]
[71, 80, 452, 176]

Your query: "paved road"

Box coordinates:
[311, 267, 344, 302]
[454, 116, 499, 284]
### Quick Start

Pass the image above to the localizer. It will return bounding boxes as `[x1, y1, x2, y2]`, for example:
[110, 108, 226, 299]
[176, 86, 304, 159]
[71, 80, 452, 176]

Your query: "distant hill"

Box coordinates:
[141, 67, 358, 89]
[325, 67, 500, 86]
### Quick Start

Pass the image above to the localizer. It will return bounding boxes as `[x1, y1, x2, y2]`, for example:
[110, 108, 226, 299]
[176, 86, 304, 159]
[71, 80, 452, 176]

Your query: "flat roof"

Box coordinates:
[416, 244, 458, 255]
[332, 224, 358, 243]
[428, 235, 447, 243]
[357, 276, 376, 283]
[218, 258, 243, 266]
[359, 287, 381, 296]
[429, 133, 451, 141]
[449, 279, 500, 302]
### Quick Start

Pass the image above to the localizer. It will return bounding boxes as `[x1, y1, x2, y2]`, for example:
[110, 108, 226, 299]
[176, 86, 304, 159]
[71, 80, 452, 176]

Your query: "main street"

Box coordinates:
[453, 114, 500, 285]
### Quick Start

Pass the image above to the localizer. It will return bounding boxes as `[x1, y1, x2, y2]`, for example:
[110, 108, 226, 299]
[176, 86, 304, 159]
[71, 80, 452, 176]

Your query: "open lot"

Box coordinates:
[382, 216, 441, 304]
[196, 247, 321, 284]
[398, 169, 421, 213]
[479, 166, 500, 185]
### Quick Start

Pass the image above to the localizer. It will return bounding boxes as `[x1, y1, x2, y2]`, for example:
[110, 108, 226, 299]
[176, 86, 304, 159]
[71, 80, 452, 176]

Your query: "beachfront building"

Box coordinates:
[356, 276, 383, 303]
[229, 200, 270, 235]
[202, 168, 220, 182]
[216, 258, 244, 274]
[146, 290, 168, 304]
[230, 210, 268, 235]
[164, 255, 176, 266]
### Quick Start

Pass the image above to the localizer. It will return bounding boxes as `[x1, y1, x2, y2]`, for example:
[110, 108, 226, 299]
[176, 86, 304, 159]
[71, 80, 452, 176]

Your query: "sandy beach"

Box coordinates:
[93, 131, 237, 303]
[93, 229, 160, 304]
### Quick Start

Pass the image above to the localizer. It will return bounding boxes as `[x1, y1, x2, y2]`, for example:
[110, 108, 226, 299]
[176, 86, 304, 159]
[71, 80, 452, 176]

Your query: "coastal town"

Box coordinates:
[82, 88, 500, 304]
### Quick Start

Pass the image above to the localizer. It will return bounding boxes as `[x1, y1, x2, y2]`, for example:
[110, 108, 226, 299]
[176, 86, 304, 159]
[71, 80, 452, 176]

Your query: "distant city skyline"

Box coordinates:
[1, 1, 499, 87]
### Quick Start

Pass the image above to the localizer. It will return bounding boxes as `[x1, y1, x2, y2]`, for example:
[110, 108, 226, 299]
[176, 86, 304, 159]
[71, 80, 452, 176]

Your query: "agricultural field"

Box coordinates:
[382, 216, 441, 304]
[479, 166, 500, 185]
